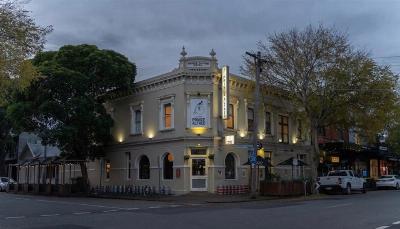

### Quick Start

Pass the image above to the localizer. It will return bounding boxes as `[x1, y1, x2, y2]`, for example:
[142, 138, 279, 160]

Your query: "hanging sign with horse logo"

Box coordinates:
[190, 98, 209, 128]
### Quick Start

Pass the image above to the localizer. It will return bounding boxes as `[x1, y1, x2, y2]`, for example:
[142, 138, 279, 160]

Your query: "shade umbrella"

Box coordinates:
[276, 157, 308, 180]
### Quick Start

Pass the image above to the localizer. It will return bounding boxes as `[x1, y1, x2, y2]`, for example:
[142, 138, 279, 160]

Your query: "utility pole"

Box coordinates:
[245, 51, 263, 199]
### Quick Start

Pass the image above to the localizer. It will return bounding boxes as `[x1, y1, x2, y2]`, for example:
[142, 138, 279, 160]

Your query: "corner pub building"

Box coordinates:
[101, 48, 313, 194]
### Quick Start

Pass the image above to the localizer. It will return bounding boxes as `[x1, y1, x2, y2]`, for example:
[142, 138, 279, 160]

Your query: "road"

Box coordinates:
[0, 190, 399, 229]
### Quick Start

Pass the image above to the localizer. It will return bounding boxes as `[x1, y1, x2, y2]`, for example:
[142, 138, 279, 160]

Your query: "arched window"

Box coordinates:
[163, 153, 174, 180]
[225, 153, 236, 179]
[139, 155, 150, 179]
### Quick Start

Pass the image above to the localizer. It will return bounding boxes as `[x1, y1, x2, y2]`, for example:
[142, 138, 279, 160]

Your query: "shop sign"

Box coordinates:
[190, 98, 209, 127]
[225, 135, 235, 145]
[331, 156, 340, 163]
[222, 65, 229, 120]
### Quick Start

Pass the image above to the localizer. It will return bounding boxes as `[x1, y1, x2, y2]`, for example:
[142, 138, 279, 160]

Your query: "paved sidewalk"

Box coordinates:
[89, 192, 327, 204]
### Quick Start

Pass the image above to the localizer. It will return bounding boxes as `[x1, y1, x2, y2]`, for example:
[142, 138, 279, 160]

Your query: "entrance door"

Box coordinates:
[191, 158, 207, 191]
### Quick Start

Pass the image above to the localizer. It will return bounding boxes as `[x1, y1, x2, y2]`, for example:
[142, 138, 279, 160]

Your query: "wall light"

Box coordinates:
[148, 132, 154, 140]
[117, 134, 124, 143]
[191, 127, 207, 135]
[258, 133, 265, 140]
[239, 130, 247, 138]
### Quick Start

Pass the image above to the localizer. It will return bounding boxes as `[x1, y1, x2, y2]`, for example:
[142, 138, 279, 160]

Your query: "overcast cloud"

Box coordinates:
[26, 0, 400, 81]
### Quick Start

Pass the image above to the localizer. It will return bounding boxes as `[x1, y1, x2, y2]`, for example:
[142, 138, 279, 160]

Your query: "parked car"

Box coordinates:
[376, 175, 400, 190]
[317, 170, 366, 194]
[0, 177, 16, 192]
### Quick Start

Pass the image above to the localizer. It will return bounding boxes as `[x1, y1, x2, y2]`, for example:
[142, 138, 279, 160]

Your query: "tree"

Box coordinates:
[0, 0, 52, 105]
[0, 0, 51, 176]
[7, 44, 136, 186]
[244, 25, 399, 182]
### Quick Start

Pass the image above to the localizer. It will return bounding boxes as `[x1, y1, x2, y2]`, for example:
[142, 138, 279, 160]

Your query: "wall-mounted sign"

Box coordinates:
[187, 60, 211, 69]
[190, 98, 209, 128]
[222, 65, 229, 120]
[225, 135, 235, 145]
[331, 156, 340, 163]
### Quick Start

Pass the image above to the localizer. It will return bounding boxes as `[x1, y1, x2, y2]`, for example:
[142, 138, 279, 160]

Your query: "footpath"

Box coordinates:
[90, 192, 328, 204]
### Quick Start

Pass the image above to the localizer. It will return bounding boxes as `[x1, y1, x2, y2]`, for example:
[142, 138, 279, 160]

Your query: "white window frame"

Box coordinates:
[159, 96, 175, 131]
[130, 102, 143, 135]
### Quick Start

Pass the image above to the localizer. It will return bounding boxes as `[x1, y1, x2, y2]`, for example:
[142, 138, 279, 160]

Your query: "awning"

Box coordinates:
[277, 157, 308, 166]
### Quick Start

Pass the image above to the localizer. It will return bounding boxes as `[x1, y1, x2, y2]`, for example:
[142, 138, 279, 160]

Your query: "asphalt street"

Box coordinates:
[0, 190, 399, 229]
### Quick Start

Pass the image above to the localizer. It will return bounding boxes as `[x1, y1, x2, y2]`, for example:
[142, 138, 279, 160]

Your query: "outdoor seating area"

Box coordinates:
[7, 158, 88, 195]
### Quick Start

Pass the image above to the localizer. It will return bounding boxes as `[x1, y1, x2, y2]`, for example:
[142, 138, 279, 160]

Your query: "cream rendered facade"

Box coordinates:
[101, 49, 312, 194]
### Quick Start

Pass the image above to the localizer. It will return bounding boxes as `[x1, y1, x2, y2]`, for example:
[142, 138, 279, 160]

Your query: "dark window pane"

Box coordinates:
[139, 156, 150, 179]
[248, 108, 254, 131]
[265, 112, 271, 134]
[225, 153, 236, 179]
[163, 153, 173, 180]
[191, 148, 207, 155]
[192, 159, 206, 176]
[279, 115, 289, 143]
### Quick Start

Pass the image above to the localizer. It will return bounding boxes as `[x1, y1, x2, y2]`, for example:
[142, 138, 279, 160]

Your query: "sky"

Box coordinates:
[25, 0, 400, 81]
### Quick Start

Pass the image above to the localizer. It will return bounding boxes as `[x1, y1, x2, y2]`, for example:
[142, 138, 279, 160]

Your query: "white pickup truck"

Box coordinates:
[317, 170, 366, 194]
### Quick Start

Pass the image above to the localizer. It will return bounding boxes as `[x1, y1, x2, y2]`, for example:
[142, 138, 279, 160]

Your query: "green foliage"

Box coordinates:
[7, 44, 136, 171]
[0, 0, 52, 106]
[0, 1, 50, 175]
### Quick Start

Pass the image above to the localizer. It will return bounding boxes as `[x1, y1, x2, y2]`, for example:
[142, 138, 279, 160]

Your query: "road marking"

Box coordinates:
[126, 208, 139, 210]
[103, 209, 118, 213]
[188, 203, 202, 206]
[73, 212, 91, 215]
[376, 226, 390, 229]
[393, 221, 400, 225]
[169, 205, 182, 208]
[40, 214, 60, 217]
[79, 203, 126, 210]
[148, 206, 161, 209]
[325, 203, 353, 209]
[5, 216, 25, 219]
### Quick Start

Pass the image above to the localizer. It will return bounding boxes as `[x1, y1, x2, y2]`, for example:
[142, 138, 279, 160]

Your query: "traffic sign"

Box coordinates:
[248, 149, 256, 166]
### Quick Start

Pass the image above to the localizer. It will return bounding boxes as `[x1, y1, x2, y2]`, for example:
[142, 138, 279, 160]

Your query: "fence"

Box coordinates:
[92, 185, 173, 197]
[216, 185, 249, 195]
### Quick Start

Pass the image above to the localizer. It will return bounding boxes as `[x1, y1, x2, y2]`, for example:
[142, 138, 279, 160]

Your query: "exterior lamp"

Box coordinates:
[258, 133, 265, 140]
[148, 132, 154, 140]
[239, 130, 247, 138]
[192, 127, 207, 135]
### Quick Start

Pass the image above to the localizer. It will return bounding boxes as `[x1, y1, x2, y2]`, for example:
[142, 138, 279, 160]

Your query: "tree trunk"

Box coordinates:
[309, 121, 320, 193]
[0, 154, 7, 176]
[79, 161, 89, 192]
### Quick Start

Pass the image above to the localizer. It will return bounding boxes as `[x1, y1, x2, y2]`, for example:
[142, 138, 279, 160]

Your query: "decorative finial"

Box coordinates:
[210, 48, 216, 57]
[180, 46, 187, 57]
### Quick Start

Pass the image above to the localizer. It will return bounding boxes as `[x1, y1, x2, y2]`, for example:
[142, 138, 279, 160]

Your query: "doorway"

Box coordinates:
[190, 157, 207, 191]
